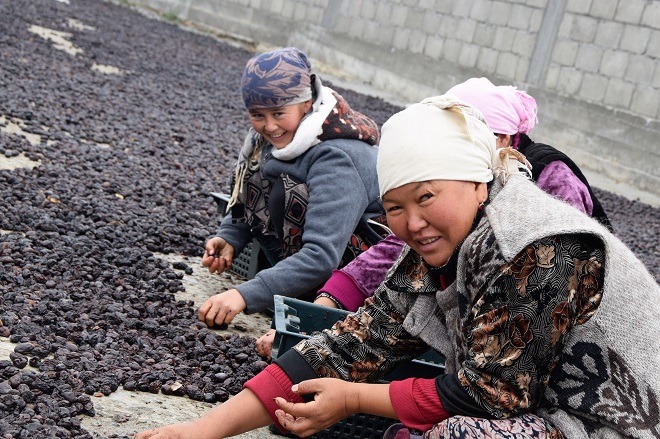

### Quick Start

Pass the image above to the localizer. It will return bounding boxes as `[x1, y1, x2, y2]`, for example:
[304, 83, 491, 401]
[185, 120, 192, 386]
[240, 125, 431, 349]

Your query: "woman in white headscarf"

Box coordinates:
[136, 97, 659, 439]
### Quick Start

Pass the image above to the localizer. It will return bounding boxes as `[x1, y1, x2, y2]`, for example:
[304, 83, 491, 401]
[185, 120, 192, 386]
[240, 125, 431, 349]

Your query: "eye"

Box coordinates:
[419, 192, 433, 203]
[384, 204, 401, 214]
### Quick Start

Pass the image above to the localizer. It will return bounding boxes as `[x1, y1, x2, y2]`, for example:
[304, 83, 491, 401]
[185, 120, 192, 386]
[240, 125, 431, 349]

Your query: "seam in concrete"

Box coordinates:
[526, 0, 567, 85]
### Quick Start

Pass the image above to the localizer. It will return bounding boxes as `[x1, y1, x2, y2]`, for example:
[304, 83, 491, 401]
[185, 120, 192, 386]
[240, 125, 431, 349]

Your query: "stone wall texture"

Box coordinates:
[130, 0, 660, 196]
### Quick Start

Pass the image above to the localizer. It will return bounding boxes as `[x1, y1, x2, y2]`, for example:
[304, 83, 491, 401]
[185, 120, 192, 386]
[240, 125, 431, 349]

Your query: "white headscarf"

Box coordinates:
[377, 95, 526, 197]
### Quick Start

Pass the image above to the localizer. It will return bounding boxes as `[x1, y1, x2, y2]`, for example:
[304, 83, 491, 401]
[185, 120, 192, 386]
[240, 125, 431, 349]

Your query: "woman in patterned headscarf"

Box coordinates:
[197, 47, 384, 328]
[137, 97, 658, 439]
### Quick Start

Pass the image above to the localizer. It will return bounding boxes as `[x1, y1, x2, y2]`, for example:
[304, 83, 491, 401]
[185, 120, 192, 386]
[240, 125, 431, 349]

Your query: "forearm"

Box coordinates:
[192, 389, 271, 438]
[350, 382, 396, 419]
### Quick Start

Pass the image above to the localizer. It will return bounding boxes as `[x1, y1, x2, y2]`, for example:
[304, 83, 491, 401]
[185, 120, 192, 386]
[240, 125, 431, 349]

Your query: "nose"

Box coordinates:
[263, 115, 278, 133]
[407, 210, 428, 233]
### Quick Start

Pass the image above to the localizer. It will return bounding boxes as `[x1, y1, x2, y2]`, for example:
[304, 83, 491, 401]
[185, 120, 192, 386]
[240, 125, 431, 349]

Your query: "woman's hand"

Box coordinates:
[273, 379, 357, 437]
[274, 379, 395, 437]
[201, 237, 234, 275]
[198, 289, 246, 327]
[256, 328, 276, 359]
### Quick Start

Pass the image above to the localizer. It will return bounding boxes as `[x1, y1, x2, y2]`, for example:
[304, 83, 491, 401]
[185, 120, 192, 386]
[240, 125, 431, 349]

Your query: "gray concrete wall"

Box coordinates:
[129, 0, 660, 196]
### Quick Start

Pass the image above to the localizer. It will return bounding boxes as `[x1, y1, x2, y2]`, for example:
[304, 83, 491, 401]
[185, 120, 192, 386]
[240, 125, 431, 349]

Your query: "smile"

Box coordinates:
[418, 237, 439, 245]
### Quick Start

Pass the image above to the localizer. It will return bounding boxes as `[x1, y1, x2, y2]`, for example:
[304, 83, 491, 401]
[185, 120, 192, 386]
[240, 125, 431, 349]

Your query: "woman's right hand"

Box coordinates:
[201, 237, 234, 275]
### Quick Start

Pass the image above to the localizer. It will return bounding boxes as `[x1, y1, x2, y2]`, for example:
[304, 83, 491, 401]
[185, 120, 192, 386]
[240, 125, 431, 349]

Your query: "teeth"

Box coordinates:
[420, 237, 437, 245]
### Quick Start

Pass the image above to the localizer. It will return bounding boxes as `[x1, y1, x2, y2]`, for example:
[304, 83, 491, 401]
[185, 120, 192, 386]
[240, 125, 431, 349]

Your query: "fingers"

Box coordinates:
[206, 299, 229, 327]
[202, 253, 228, 274]
[255, 329, 276, 358]
[205, 237, 222, 256]
[197, 296, 231, 327]
[274, 409, 316, 438]
[198, 291, 246, 328]
[201, 238, 230, 274]
[197, 300, 212, 324]
[134, 429, 156, 439]
[274, 396, 316, 419]
[221, 255, 232, 270]
[222, 306, 238, 325]
[290, 379, 324, 396]
[198, 299, 226, 327]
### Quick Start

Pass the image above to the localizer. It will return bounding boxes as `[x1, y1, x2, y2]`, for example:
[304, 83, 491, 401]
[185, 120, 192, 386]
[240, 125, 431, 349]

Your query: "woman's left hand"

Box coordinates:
[273, 378, 355, 437]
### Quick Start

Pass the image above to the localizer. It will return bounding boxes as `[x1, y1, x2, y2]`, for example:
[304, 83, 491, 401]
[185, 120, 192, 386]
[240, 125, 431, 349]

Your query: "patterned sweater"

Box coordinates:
[277, 175, 660, 438]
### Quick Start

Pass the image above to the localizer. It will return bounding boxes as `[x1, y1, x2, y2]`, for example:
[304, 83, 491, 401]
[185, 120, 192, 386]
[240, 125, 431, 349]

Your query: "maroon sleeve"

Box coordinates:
[389, 378, 449, 431]
[317, 269, 366, 311]
[318, 234, 405, 311]
[243, 363, 305, 433]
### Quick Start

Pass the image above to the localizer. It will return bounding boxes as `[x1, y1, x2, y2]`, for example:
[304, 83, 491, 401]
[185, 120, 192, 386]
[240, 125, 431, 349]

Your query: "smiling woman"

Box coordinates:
[194, 47, 384, 333]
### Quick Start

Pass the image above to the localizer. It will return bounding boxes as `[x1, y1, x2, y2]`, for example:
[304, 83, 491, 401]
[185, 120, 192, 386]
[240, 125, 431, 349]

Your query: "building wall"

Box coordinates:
[131, 0, 660, 196]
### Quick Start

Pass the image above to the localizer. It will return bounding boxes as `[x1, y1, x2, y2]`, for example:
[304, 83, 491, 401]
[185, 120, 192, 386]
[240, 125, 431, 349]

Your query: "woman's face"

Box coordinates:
[383, 180, 487, 267]
[248, 100, 312, 149]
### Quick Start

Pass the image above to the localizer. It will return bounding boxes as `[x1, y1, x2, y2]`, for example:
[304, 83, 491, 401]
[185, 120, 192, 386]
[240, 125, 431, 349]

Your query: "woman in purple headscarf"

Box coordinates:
[196, 47, 384, 328]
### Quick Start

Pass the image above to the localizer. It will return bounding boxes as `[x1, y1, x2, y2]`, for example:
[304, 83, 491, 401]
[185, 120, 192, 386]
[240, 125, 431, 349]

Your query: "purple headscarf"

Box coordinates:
[447, 77, 538, 135]
[241, 47, 313, 109]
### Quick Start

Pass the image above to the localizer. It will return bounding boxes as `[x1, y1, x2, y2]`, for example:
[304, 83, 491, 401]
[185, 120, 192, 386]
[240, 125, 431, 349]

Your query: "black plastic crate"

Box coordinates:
[210, 192, 270, 280]
[271, 295, 446, 438]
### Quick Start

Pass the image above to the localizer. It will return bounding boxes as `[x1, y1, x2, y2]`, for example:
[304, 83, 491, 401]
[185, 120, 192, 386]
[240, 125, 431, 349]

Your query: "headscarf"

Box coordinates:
[241, 47, 314, 109]
[377, 95, 527, 197]
[446, 77, 538, 135]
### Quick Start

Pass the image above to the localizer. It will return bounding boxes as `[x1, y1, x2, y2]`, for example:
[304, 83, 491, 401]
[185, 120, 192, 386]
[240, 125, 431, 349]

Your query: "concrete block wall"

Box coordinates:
[128, 0, 660, 196]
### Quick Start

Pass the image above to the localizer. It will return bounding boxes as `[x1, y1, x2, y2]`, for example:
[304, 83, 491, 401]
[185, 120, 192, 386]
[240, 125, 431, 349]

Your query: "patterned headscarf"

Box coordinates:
[377, 95, 528, 197]
[446, 77, 538, 135]
[241, 47, 313, 109]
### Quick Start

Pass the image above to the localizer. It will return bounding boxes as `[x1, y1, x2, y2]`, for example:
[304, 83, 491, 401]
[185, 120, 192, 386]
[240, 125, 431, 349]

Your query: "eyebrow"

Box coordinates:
[382, 182, 425, 202]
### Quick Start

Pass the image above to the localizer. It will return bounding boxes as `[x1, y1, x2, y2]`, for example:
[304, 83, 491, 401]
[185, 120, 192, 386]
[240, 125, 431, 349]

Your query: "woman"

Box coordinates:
[136, 97, 659, 439]
[198, 47, 383, 327]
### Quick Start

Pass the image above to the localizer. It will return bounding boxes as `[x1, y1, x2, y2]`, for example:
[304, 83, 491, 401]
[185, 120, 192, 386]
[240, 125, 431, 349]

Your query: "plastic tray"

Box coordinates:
[210, 192, 269, 280]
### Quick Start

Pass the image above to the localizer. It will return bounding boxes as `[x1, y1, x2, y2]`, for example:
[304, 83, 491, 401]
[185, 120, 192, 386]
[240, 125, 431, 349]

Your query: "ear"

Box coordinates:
[495, 134, 512, 149]
[303, 99, 312, 113]
[475, 182, 488, 204]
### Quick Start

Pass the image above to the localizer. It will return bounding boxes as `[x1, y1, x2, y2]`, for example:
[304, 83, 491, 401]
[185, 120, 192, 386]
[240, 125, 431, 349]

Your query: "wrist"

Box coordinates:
[345, 382, 362, 416]
[315, 294, 341, 309]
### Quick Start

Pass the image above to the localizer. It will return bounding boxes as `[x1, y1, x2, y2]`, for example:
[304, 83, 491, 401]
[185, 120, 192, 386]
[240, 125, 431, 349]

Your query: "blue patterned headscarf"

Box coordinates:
[241, 47, 313, 109]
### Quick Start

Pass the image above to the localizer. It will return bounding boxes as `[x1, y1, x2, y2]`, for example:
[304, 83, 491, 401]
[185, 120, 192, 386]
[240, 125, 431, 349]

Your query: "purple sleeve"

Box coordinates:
[536, 160, 594, 216]
[318, 234, 405, 311]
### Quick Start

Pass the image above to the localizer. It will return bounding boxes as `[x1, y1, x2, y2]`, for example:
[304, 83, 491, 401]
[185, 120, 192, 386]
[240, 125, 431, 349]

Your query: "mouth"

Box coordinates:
[268, 132, 285, 140]
[417, 237, 439, 246]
